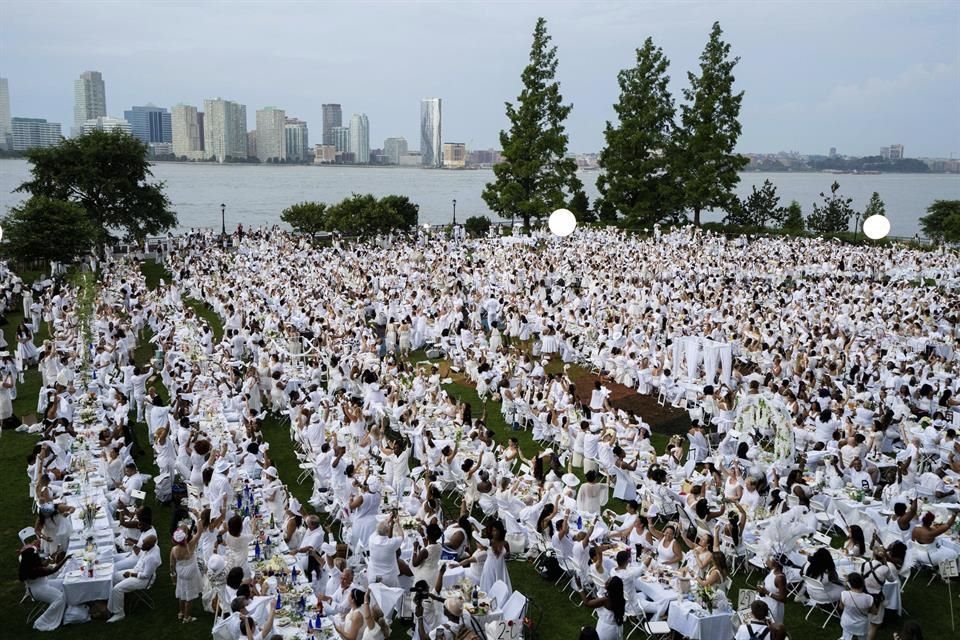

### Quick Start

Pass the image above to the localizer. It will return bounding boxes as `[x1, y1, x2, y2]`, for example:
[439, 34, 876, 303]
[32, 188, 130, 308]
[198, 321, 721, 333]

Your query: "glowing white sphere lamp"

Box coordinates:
[862, 214, 890, 240]
[548, 208, 577, 237]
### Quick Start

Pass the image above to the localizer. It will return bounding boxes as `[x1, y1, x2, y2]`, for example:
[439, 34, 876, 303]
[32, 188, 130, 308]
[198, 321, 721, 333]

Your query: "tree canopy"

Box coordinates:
[676, 22, 749, 226]
[807, 181, 855, 236]
[918, 200, 960, 243]
[596, 37, 683, 227]
[281, 201, 328, 237]
[16, 129, 176, 245]
[726, 179, 783, 228]
[482, 17, 583, 230]
[2, 196, 97, 264]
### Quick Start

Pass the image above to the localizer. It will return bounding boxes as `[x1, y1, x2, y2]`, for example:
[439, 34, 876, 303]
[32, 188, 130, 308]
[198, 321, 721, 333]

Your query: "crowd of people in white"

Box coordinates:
[14, 224, 960, 640]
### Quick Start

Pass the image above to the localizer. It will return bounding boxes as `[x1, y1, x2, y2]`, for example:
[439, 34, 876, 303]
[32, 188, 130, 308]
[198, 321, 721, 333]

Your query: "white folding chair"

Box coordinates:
[802, 576, 840, 628]
[500, 590, 527, 624]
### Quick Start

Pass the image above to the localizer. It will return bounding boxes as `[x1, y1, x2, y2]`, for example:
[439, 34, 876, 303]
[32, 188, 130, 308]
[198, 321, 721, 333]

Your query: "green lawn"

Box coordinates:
[3, 263, 953, 640]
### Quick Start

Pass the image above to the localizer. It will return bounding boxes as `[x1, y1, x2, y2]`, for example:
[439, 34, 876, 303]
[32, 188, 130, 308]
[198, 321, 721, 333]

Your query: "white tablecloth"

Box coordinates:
[666, 600, 734, 640]
[62, 562, 114, 605]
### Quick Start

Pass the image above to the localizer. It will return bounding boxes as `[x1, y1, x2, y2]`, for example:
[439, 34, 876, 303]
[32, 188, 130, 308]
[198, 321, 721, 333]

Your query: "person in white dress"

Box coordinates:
[169, 527, 203, 623]
[479, 522, 512, 594]
[18, 546, 70, 631]
[578, 576, 626, 640]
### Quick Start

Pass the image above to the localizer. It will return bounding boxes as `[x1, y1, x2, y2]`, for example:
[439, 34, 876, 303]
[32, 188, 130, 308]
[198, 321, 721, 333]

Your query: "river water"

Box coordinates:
[1, 158, 957, 237]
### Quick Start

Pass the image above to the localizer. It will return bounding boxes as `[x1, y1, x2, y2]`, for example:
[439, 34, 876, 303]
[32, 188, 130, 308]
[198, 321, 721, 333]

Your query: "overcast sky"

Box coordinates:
[2, 0, 958, 157]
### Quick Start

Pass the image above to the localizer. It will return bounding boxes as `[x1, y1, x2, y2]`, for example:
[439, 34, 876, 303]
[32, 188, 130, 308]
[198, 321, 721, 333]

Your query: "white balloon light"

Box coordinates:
[548, 208, 577, 237]
[862, 214, 890, 240]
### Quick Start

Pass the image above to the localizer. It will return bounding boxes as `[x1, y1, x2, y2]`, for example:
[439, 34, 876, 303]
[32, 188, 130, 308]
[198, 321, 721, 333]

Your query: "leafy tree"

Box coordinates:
[807, 181, 855, 235]
[378, 194, 419, 228]
[862, 192, 886, 222]
[596, 37, 683, 227]
[568, 190, 595, 223]
[781, 200, 805, 233]
[2, 196, 97, 264]
[919, 200, 960, 243]
[16, 129, 176, 246]
[726, 179, 782, 228]
[676, 22, 749, 226]
[464, 215, 492, 237]
[482, 17, 582, 230]
[281, 201, 328, 238]
[323, 194, 418, 237]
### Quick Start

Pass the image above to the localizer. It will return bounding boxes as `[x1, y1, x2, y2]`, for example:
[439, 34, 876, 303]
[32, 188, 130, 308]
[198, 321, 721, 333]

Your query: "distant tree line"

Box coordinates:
[281, 194, 419, 237]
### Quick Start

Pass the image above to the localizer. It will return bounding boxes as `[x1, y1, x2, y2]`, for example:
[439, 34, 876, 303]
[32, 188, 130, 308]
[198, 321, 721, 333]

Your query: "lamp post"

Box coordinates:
[452, 199, 457, 226]
[853, 212, 861, 241]
[220, 203, 226, 239]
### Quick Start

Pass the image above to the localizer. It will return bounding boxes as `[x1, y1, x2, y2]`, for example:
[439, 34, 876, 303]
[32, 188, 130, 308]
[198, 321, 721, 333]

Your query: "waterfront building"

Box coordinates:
[443, 142, 466, 168]
[0, 77, 10, 149]
[383, 137, 408, 165]
[203, 98, 248, 163]
[284, 118, 309, 162]
[73, 71, 106, 137]
[314, 144, 336, 164]
[171, 104, 204, 159]
[322, 104, 342, 146]
[332, 126, 350, 153]
[420, 98, 441, 168]
[81, 116, 132, 135]
[11, 117, 62, 150]
[349, 113, 369, 164]
[124, 105, 172, 145]
[256, 107, 287, 162]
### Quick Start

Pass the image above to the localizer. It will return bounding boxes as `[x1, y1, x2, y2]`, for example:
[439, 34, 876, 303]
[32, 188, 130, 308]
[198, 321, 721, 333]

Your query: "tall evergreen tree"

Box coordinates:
[596, 37, 683, 227]
[781, 200, 805, 233]
[862, 192, 886, 220]
[676, 22, 749, 226]
[482, 17, 582, 230]
[726, 179, 782, 228]
[807, 181, 855, 235]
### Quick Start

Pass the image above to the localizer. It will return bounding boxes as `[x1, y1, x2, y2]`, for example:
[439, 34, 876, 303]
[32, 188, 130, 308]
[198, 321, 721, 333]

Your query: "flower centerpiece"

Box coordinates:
[695, 584, 717, 613]
[81, 500, 100, 532]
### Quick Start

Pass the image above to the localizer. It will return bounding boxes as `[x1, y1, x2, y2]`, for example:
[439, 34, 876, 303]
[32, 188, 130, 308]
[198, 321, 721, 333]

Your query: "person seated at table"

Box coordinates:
[578, 576, 626, 640]
[734, 599, 787, 640]
[803, 547, 845, 600]
[319, 566, 354, 616]
[654, 524, 683, 569]
[696, 550, 732, 593]
[107, 533, 161, 622]
[885, 498, 917, 544]
[114, 507, 157, 573]
[18, 545, 71, 631]
[109, 462, 144, 516]
[911, 510, 959, 564]
[918, 470, 957, 502]
[238, 600, 276, 640]
[843, 524, 868, 559]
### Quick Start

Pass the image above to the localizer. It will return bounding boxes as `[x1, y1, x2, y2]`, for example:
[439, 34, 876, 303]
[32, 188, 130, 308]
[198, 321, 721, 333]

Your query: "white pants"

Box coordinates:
[28, 577, 65, 631]
[108, 576, 149, 615]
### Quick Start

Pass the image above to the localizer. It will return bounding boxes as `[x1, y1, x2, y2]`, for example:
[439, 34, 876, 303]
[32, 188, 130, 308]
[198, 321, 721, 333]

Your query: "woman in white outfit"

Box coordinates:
[19, 546, 70, 631]
[170, 527, 203, 623]
[578, 576, 627, 640]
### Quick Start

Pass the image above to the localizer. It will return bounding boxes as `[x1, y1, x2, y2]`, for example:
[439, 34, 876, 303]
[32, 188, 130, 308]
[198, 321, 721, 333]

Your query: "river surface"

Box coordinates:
[1, 158, 958, 236]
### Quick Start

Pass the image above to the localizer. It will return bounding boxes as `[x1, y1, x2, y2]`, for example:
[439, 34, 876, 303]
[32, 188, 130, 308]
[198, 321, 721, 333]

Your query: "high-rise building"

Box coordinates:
[256, 107, 286, 162]
[349, 113, 369, 164]
[203, 98, 247, 162]
[383, 137, 408, 165]
[420, 98, 442, 168]
[11, 117, 62, 150]
[321, 104, 342, 146]
[82, 116, 132, 135]
[284, 118, 309, 162]
[829, 147, 837, 158]
[124, 105, 172, 145]
[171, 104, 204, 159]
[332, 126, 350, 153]
[888, 144, 904, 161]
[247, 131, 257, 159]
[443, 142, 467, 168]
[0, 77, 11, 149]
[197, 112, 205, 151]
[73, 71, 107, 136]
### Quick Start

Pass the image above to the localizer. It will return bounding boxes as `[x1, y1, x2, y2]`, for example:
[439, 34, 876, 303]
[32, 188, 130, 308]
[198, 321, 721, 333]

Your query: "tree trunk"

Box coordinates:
[693, 207, 701, 227]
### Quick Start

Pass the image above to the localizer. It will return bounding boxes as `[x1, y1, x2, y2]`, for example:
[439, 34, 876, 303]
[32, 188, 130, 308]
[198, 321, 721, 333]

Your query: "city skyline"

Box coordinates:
[1, 2, 957, 158]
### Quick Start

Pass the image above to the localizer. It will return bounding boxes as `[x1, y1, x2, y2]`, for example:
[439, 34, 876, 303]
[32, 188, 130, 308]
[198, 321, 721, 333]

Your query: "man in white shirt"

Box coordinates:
[107, 534, 161, 622]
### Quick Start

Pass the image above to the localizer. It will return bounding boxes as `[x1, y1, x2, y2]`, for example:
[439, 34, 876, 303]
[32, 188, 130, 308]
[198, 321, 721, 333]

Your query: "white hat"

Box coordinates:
[214, 460, 231, 474]
[206, 554, 225, 573]
[562, 473, 581, 488]
[288, 497, 303, 517]
[263, 466, 279, 479]
[367, 477, 381, 493]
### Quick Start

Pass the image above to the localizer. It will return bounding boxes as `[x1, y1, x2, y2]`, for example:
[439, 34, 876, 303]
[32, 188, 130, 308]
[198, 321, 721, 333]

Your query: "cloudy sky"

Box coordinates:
[2, 0, 958, 157]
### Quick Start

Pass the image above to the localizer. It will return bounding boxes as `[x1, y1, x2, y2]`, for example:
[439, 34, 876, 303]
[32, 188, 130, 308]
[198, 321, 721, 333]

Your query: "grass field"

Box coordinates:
[2, 262, 955, 640]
